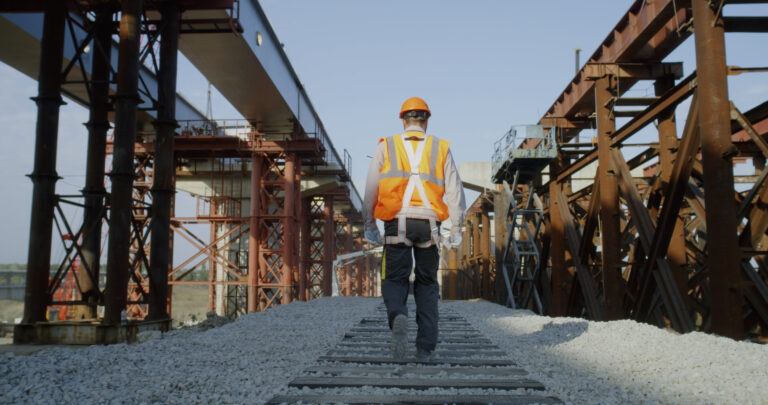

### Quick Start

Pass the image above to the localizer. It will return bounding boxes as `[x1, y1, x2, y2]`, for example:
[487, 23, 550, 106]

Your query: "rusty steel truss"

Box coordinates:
[445, 0, 768, 341]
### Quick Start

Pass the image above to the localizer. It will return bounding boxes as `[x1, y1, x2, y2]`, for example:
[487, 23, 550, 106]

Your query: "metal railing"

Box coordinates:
[491, 125, 558, 175]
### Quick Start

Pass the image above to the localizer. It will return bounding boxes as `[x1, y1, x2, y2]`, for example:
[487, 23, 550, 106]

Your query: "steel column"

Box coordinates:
[481, 209, 491, 300]
[103, 0, 143, 325]
[448, 247, 458, 300]
[247, 154, 262, 313]
[344, 222, 353, 295]
[595, 75, 624, 319]
[693, 0, 743, 339]
[322, 197, 334, 296]
[655, 76, 689, 302]
[282, 154, 296, 304]
[549, 179, 568, 316]
[293, 157, 302, 300]
[299, 198, 311, 301]
[21, 0, 67, 324]
[471, 216, 480, 298]
[208, 222, 216, 312]
[148, 3, 180, 320]
[76, 4, 113, 319]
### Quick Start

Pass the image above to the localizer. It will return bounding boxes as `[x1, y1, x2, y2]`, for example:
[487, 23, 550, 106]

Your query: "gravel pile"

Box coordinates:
[444, 300, 768, 404]
[2, 297, 766, 404]
[0, 297, 377, 404]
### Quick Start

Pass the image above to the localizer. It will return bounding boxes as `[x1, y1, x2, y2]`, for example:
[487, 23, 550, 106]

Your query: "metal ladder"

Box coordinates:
[501, 170, 544, 313]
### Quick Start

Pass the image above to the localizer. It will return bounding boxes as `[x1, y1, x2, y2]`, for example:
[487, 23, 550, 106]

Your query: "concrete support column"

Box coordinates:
[103, 0, 143, 325]
[247, 155, 262, 313]
[693, 0, 743, 339]
[22, 0, 67, 325]
[595, 75, 624, 320]
[148, 3, 180, 320]
[76, 4, 113, 319]
[322, 197, 334, 296]
[281, 154, 296, 305]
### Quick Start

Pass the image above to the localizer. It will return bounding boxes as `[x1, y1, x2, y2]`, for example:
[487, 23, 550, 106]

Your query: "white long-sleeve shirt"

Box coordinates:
[363, 126, 466, 232]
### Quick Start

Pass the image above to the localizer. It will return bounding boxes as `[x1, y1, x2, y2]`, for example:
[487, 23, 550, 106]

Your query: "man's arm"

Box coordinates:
[443, 148, 466, 231]
[363, 141, 386, 230]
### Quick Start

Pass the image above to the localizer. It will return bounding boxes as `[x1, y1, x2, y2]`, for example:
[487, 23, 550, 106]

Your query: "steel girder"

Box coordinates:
[507, 0, 768, 340]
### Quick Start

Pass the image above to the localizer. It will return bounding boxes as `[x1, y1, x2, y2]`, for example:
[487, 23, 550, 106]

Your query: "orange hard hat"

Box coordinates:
[399, 97, 431, 118]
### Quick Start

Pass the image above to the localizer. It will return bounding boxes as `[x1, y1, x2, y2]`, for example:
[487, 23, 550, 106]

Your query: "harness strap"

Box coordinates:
[384, 134, 441, 248]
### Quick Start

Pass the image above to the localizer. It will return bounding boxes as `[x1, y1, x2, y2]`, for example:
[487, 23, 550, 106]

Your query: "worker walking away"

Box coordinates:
[363, 97, 466, 360]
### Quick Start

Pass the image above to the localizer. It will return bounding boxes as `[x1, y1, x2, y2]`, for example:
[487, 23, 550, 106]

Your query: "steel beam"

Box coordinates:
[611, 149, 694, 332]
[103, 0, 143, 325]
[655, 76, 689, 304]
[595, 75, 624, 319]
[551, 73, 697, 185]
[147, 3, 180, 320]
[693, 0, 744, 339]
[554, 188, 604, 320]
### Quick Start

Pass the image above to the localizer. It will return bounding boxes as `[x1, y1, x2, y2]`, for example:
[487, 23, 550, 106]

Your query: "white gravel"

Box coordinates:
[444, 300, 768, 404]
[0, 297, 377, 404]
[2, 297, 766, 404]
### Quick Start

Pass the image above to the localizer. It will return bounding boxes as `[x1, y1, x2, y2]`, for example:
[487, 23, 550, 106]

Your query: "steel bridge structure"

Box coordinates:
[2, 0, 376, 344]
[444, 0, 768, 341]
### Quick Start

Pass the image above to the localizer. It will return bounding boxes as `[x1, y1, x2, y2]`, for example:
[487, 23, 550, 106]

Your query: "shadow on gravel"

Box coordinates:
[518, 321, 589, 347]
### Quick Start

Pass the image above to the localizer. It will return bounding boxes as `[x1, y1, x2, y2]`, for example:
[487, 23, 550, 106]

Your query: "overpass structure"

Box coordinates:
[2, 0, 374, 343]
[445, 0, 768, 341]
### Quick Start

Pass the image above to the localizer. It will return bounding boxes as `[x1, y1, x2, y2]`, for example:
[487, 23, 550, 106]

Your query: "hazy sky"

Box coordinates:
[0, 1, 766, 264]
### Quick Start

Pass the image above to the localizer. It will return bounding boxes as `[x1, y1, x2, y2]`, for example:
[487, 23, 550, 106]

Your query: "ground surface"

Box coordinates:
[0, 297, 766, 404]
[0, 299, 23, 324]
[170, 285, 209, 326]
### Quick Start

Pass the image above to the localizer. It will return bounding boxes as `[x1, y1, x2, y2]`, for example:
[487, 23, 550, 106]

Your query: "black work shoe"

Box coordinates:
[391, 314, 408, 360]
[416, 348, 434, 361]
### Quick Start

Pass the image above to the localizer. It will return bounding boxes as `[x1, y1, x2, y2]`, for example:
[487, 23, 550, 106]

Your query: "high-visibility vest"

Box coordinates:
[374, 133, 451, 222]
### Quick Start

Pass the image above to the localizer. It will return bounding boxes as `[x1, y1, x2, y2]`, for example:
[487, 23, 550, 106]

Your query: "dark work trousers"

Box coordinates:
[382, 218, 440, 352]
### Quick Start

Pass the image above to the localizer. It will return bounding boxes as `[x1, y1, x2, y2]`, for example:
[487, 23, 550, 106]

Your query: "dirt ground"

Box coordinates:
[0, 300, 23, 324]
[0, 285, 208, 327]
[170, 284, 209, 326]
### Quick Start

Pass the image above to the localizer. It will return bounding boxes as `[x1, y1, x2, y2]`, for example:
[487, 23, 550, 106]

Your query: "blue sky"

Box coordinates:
[1, 1, 766, 264]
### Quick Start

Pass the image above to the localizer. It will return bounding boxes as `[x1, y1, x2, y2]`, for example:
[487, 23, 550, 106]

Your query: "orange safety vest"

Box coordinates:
[374, 133, 451, 223]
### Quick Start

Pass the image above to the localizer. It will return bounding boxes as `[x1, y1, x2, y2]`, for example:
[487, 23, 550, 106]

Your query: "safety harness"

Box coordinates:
[384, 134, 441, 248]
